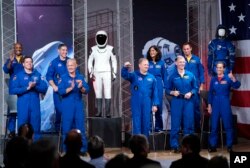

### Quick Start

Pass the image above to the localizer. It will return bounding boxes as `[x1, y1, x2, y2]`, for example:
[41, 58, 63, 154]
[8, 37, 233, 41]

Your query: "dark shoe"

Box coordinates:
[95, 99, 102, 117]
[105, 99, 111, 118]
[95, 113, 102, 117]
[208, 147, 217, 153]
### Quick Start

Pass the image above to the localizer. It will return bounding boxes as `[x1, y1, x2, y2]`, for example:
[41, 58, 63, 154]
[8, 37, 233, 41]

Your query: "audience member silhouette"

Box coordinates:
[4, 136, 29, 168]
[88, 135, 108, 168]
[170, 134, 208, 168]
[59, 129, 94, 168]
[126, 134, 162, 168]
[18, 123, 34, 144]
[105, 153, 129, 168]
[29, 139, 59, 168]
[207, 155, 229, 168]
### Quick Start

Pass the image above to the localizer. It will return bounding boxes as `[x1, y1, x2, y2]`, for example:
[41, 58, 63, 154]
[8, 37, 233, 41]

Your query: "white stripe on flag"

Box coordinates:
[235, 40, 250, 57]
[232, 106, 250, 124]
[235, 74, 250, 91]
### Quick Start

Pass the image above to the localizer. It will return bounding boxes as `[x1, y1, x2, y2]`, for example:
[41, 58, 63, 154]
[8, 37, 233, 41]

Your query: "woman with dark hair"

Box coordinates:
[208, 61, 240, 152]
[146, 45, 166, 132]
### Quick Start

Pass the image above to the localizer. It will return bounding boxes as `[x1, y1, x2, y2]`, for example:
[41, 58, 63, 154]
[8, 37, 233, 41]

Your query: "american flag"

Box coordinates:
[221, 0, 250, 139]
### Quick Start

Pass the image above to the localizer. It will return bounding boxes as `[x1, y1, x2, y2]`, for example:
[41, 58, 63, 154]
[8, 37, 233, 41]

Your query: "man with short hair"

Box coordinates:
[182, 42, 205, 132]
[58, 58, 89, 153]
[126, 134, 162, 168]
[12, 56, 48, 140]
[60, 129, 94, 168]
[3, 42, 25, 137]
[88, 135, 107, 168]
[46, 43, 70, 132]
[121, 58, 159, 137]
[170, 134, 208, 168]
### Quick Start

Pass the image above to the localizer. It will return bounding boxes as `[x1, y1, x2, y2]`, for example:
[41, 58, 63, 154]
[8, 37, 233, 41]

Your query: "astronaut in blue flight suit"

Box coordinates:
[207, 62, 240, 153]
[3, 42, 24, 137]
[58, 58, 89, 153]
[11, 56, 48, 141]
[165, 56, 198, 152]
[146, 45, 165, 132]
[121, 58, 159, 138]
[208, 24, 235, 76]
[46, 43, 70, 132]
[182, 42, 205, 132]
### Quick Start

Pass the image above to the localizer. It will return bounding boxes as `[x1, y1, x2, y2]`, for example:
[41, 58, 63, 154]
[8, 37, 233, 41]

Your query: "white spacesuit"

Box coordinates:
[88, 30, 117, 117]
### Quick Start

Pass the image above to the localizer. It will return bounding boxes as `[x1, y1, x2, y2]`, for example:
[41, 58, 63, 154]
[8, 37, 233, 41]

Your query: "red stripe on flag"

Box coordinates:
[231, 90, 250, 107]
[237, 123, 250, 139]
[233, 57, 250, 74]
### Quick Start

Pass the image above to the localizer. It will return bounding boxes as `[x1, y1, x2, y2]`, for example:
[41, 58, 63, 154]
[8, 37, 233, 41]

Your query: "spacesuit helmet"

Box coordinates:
[215, 24, 228, 39]
[96, 30, 108, 48]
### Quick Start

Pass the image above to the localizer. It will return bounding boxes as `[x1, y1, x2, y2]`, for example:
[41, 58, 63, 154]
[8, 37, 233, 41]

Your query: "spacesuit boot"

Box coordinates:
[105, 99, 111, 118]
[96, 99, 102, 117]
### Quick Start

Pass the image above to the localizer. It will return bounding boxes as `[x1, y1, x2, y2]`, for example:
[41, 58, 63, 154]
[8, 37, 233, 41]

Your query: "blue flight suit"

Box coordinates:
[121, 67, 159, 137]
[46, 56, 70, 132]
[11, 69, 48, 140]
[148, 60, 165, 131]
[165, 70, 198, 149]
[184, 55, 205, 130]
[3, 57, 24, 133]
[208, 39, 235, 76]
[58, 73, 89, 153]
[208, 75, 240, 148]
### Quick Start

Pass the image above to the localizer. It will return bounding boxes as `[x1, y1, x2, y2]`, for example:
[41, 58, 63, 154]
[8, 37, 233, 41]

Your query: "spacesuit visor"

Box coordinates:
[96, 35, 107, 45]
[218, 29, 226, 37]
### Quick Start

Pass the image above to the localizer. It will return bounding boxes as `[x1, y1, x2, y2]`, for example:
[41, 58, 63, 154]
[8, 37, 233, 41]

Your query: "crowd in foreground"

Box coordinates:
[2, 123, 230, 168]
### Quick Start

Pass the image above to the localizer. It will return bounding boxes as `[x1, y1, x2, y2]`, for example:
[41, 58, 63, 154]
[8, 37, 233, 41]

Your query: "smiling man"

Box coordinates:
[121, 58, 159, 137]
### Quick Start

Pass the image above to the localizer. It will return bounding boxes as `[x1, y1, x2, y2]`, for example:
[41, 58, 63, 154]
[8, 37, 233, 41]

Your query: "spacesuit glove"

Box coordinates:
[90, 73, 95, 80]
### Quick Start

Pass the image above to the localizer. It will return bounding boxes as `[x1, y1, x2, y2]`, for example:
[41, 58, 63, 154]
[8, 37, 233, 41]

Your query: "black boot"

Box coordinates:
[105, 99, 111, 118]
[95, 99, 102, 117]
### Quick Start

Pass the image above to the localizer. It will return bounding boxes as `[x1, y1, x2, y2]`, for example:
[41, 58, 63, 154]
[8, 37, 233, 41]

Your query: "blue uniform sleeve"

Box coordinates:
[3, 59, 11, 74]
[191, 75, 198, 95]
[11, 75, 29, 95]
[152, 78, 159, 106]
[81, 75, 90, 94]
[165, 75, 173, 95]
[46, 62, 55, 82]
[208, 41, 215, 75]
[161, 62, 166, 81]
[58, 77, 68, 96]
[121, 67, 134, 82]
[163, 68, 168, 88]
[227, 41, 235, 72]
[230, 79, 241, 89]
[208, 78, 214, 104]
[35, 76, 48, 94]
[198, 59, 205, 84]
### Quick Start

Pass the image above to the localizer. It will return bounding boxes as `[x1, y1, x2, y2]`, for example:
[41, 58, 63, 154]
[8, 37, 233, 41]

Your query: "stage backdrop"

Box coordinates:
[126, 0, 187, 131]
[16, 0, 73, 132]
[133, 0, 187, 68]
[221, 0, 250, 139]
